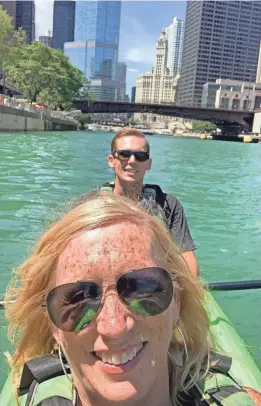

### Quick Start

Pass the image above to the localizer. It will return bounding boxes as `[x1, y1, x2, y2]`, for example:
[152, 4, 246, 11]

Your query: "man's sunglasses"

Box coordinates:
[113, 149, 150, 162]
[44, 267, 174, 332]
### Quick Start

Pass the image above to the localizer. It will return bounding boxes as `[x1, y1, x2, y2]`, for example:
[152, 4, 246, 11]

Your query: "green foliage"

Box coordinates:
[78, 113, 92, 129]
[0, 6, 13, 40]
[4, 42, 89, 107]
[7, 28, 27, 59]
[192, 120, 216, 133]
[0, 6, 14, 68]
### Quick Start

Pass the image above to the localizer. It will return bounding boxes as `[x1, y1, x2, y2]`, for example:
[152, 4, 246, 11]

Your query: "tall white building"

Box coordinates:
[165, 17, 184, 76]
[135, 29, 178, 105]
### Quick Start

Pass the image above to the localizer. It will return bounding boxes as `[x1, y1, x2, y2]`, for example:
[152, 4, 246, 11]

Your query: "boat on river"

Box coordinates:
[133, 125, 155, 135]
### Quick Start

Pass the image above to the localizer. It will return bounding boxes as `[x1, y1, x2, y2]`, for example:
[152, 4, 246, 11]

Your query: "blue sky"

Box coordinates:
[35, 1, 186, 96]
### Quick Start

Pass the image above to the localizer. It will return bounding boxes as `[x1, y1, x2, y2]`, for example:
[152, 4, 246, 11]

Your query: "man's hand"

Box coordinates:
[181, 251, 199, 277]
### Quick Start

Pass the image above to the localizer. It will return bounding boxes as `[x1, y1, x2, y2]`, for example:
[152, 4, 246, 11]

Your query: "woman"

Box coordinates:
[0, 195, 258, 405]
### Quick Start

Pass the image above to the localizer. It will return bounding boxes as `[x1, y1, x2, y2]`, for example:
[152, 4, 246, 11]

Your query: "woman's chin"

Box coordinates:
[95, 381, 139, 403]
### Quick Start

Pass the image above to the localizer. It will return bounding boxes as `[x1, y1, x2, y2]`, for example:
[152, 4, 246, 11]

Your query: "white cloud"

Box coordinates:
[127, 68, 139, 73]
[35, 0, 54, 39]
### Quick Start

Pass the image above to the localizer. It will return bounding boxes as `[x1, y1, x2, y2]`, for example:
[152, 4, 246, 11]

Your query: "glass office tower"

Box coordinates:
[52, 1, 75, 51]
[64, 1, 121, 101]
[178, 1, 261, 106]
[15, 0, 35, 43]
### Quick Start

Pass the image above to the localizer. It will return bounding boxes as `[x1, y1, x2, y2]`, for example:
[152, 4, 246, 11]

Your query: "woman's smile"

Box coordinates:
[92, 342, 147, 374]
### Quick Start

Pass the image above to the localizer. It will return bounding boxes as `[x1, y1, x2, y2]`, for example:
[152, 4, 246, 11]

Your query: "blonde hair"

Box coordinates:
[5, 194, 210, 405]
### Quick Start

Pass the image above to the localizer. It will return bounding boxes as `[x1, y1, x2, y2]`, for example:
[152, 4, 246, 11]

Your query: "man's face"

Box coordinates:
[108, 136, 152, 185]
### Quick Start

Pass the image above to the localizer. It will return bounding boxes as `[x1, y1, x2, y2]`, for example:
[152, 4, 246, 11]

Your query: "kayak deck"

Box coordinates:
[207, 291, 261, 392]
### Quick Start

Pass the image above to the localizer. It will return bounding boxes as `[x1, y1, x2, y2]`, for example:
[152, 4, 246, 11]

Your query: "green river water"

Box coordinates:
[0, 131, 261, 387]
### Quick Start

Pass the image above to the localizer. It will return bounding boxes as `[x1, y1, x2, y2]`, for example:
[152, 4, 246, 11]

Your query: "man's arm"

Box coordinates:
[166, 195, 199, 277]
[181, 250, 199, 277]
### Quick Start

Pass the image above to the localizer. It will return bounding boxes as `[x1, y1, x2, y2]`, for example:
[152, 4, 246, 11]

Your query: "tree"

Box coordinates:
[0, 6, 13, 69]
[78, 113, 92, 129]
[4, 42, 89, 107]
[192, 120, 216, 133]
[6, 28, 27, 65]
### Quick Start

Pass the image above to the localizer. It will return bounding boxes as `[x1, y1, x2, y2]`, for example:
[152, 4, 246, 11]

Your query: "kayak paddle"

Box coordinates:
[0, 280, 261, 309]
[206, 279, 261, 291]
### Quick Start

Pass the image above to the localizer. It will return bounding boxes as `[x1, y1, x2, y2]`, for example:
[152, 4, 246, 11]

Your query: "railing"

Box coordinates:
[0, 95, 77, 123]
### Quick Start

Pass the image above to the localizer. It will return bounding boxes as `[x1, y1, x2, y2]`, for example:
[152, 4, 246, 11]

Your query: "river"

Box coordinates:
[0, 131, 260, 386]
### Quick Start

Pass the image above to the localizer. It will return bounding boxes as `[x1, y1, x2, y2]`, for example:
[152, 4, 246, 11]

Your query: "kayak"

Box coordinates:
[207, 291, 261, 392]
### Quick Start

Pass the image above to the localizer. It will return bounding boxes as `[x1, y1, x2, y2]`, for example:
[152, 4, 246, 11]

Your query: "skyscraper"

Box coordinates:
[16, 1, 35, 43]
[135, 29, 178, 124]
[52, 0, 75, 51]
[39, 31, 52, 47]
[64, 1, 121, 101]
[0, 0, 35, 43]
[178, 0, 261, 106]
[117, 62, 127, 101]
[135, 30, 177, 104]
[256, 41, 261, 83]
[165, 17, 184, 76]
[131, 86, 136, 103]
[0, 1, 16, 27]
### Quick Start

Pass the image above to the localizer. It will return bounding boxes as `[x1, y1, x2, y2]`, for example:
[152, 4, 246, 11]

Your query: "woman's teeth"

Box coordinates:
[95, 343, 144, 365]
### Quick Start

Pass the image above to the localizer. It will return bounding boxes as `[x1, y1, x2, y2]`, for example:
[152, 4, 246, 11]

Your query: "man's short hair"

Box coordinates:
[111, 128, 150, 153]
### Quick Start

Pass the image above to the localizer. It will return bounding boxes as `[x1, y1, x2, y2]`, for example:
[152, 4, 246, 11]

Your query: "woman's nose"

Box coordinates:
[96, 293, 134, 338]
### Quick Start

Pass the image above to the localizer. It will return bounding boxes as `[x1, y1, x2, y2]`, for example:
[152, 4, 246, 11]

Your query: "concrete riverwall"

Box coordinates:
[0, 104, 77, 132]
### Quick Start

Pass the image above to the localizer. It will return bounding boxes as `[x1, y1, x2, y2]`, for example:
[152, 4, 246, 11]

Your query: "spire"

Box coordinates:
[159, 27, 166, 39]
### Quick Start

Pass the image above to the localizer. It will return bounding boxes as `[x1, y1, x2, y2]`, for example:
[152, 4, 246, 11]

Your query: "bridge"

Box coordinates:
[73, 100, 255, 133]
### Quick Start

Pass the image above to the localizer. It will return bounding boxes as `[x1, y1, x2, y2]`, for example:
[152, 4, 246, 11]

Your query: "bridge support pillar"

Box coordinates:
[252, 112, 261, 134]
[243, 135, 253, 143]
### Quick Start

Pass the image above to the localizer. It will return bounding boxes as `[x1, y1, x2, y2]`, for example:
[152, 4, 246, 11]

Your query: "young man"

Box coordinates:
[105, 128, 199, 277]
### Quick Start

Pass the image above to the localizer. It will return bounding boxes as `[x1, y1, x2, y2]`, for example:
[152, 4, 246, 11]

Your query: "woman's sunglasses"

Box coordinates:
[113, 149, 150, 162]
[44, 267, 174, 332]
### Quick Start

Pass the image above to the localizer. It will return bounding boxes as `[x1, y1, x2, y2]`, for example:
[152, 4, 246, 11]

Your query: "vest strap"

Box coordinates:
[18, 354, 70, 396]
[207, 385, 248, 404]
[208, 352, 232, 375]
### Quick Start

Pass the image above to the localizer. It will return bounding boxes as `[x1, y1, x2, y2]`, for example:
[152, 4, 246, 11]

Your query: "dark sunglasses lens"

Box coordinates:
[47, 282, 102, 332]
[116, 150, 149, 162]
[117, 150, 132, 160]
[134, 152, 149, 162]
[117, 267, 173, 316]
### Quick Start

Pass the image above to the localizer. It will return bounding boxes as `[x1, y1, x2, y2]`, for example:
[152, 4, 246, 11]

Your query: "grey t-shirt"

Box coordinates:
[141, 184, 196, 252]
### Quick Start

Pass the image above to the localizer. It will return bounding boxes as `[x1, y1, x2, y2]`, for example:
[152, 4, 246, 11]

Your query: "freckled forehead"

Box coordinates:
[55, 222, 157, 285]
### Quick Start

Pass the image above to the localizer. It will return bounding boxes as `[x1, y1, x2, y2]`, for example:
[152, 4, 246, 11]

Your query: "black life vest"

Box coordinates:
[15, 351, 256, 406]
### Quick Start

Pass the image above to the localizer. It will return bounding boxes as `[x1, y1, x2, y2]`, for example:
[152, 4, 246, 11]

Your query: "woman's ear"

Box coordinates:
[52, 327, 62, 348]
